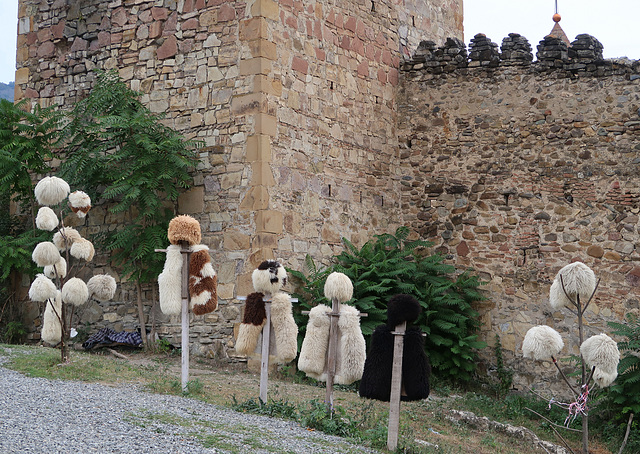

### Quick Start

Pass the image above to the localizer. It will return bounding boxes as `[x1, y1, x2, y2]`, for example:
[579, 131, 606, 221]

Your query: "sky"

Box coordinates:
[1, 0, 640, 84]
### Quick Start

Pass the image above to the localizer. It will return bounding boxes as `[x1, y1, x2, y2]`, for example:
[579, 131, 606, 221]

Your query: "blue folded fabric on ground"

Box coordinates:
[82, 328, 143, 349]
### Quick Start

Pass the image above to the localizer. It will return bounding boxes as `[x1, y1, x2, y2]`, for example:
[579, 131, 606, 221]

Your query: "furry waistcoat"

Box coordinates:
[235, 291, 298, 364]
[359, 324, 431, 402]
[298, 304, 366, 385]
[158, 244, 217, 316]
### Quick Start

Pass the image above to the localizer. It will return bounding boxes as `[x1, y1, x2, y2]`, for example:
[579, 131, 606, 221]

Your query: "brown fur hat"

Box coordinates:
[189, 245, 218, 315]
[168, 215, 201, 246]
[242, 292, 267, 325]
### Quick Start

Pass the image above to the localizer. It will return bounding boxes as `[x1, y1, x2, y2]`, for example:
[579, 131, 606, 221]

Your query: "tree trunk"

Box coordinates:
[136, 280, 147, 348]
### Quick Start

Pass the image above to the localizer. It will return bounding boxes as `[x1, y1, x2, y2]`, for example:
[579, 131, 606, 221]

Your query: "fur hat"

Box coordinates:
[70, 238, 95, 261]
[62, 277, 89, 306]
[29, 274, 58, 302]
[324, 272, 353, 303]
[252, 260, 287, 295]
[87, 274, 117, 302]
[68, 191, 91, 218]
[167, 215, 201, 246]
[549, 262, 597, 309]
[189, 245, 218, 315]
[158, 244, 183, 315]
[387, 294, 422, 327]
[581, 333, 620, 375]
[522, 325, 564, 360]
[593, 367, 617, 388]
[298, 304, 331, 380]
[41, 292, 62, 345]
[53, 227, 82, 251]
[235, 292, 267, 356]
[34, 176, 70, 206]
[32, 241, 61, 267]
[44, 257, 67, 279]
[36, 207, 59, 231]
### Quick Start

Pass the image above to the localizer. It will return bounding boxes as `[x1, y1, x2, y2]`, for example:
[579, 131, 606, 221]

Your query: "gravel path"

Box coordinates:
[0, 355, 377, 454]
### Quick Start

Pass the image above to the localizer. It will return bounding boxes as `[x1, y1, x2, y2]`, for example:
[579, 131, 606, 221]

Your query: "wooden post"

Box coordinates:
[325, 297, 340, 411]
[387, 321, 407, 451]
[259, 301, 272, 403]
[180, 244, 191, 393]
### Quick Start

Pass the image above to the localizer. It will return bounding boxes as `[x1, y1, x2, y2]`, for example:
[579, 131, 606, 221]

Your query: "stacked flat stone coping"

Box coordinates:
[403, 33, 640, 78]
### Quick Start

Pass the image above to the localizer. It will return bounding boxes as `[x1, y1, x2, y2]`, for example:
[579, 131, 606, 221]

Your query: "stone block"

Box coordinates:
[254, 113, 277, 136]
[157, 35, 177, 59]
[239, 18, 269, 41]
[239, 186, 270, 211]
[218, 283, 235, 300]
[246, 134, 271, 162]
[224, 230, 251, 250]
[254, 75, 282, 96]
[231, 92, 267, 115]
[236, 272, 255, 296]
[256, 210, 283, 234]
[250, 161, 275, 186]
[252, 233, 278, 249]
[239, 57, 272, 76]
[250, 0, 279, 20]
[15, 67, 29, 84]
[178, 186, 204, 214]
[248, 39, 277, 60]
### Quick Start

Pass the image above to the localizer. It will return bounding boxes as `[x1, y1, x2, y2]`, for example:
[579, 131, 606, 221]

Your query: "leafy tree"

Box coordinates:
[61, 70, 200, 345]
[289, 226, 486, 382]
[0, 99, 60, 331]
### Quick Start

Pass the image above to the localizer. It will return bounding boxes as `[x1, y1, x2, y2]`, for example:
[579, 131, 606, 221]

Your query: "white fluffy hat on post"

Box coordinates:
[29, 274, 58, 302]
[32, 241, 61, 267]
[70, 238, 95, 261]
[549, 262, 597, 310]
[324, 272, 353, 303]
[62, 277, 89, 306]
[68, 191, 91, 218]
[87, 274, 117, 302]
[44, 257, 67, 279]
[53, 227, 82, 251]
[41, 292, 62, 345]
[35, 207, 59, 231]
[522, 325, 565, 360]
[34, 176, 70, 206]
[593, 367, 618, 388]
[580, 333, 620, 375]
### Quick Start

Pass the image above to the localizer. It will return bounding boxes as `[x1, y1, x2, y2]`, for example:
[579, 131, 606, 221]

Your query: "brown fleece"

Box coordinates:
[188, 248, 218, 315]
[242, 292, 266, 325]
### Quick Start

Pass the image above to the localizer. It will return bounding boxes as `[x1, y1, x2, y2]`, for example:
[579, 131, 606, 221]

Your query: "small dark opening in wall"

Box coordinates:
[360, 191, 363, 203]
[375, 95, 380, 104]
[381, 196, 384, 207]
[371, 1, 375, 12]
[407, 138, 412, 148]
[330, 81, 334, 90]
[328, 184, 332, 197]
[412, 15, 415, 27]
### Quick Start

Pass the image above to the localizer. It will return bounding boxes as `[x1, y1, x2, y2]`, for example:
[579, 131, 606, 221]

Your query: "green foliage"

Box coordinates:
[493, 334, 514, 397]
[231, 395, 298, 420]
[61, 69, 200, 283]
[290, 227, 486, 382]
[0, 99, 61, 280]
[2, 321, 27, 344]
[606, 314, 640, 416]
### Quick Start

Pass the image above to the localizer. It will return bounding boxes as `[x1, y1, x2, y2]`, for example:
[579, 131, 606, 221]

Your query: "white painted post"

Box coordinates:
[387, 321, 407, 451]
[325, 297, 340, 411]
[259, 301, 272, 403]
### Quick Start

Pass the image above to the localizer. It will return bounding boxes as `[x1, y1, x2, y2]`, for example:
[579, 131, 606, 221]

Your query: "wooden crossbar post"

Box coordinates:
[325, 297, 340, 411]
[259, 301, 272, 403]
[180, 244, 191, 393]
[387, 321, 407, 451]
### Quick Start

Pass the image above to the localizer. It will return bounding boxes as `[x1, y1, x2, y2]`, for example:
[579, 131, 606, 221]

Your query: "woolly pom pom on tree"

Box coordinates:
[522, 261, 620, 454]
[28, 175, 117, 362]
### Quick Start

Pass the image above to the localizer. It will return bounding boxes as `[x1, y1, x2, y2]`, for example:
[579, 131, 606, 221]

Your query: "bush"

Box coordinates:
[289, 226, 486, 382]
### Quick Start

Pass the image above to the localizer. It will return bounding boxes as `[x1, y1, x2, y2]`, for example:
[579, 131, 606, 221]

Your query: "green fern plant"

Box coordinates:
[606, 314, 640, 416]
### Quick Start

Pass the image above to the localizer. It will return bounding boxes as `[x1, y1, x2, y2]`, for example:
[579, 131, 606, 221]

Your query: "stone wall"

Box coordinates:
[15, 0, 463, 356]
[399, 41, 640, 392]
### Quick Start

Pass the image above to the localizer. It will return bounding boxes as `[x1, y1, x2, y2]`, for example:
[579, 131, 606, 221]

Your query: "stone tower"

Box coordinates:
[14, 0, 463, 350]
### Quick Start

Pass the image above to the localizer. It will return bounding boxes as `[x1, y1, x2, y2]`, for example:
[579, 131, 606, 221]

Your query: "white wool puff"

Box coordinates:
[70, 238, 95, 261]
[32, 241, 61, 267]
[34, 176, 70, 206]
[87, 274, 117, 302]
[52, 227, 82, 251]
[580, 333, 620, 375]
[61, 277, 89, 306]
[35, 207, 59, 231]
[158, 245, 183, 315]
[593, 367, 618, 388]
[549, 262, 596, 309]
[68, 191, 91, 218]
[324, 272, 353, 303]
[29, 274, 58, 302]
[252, 260, 287, 295]
[41, 293, 62, 345]
[522, 325, 565, 360]
[44, 257, 67, 279]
